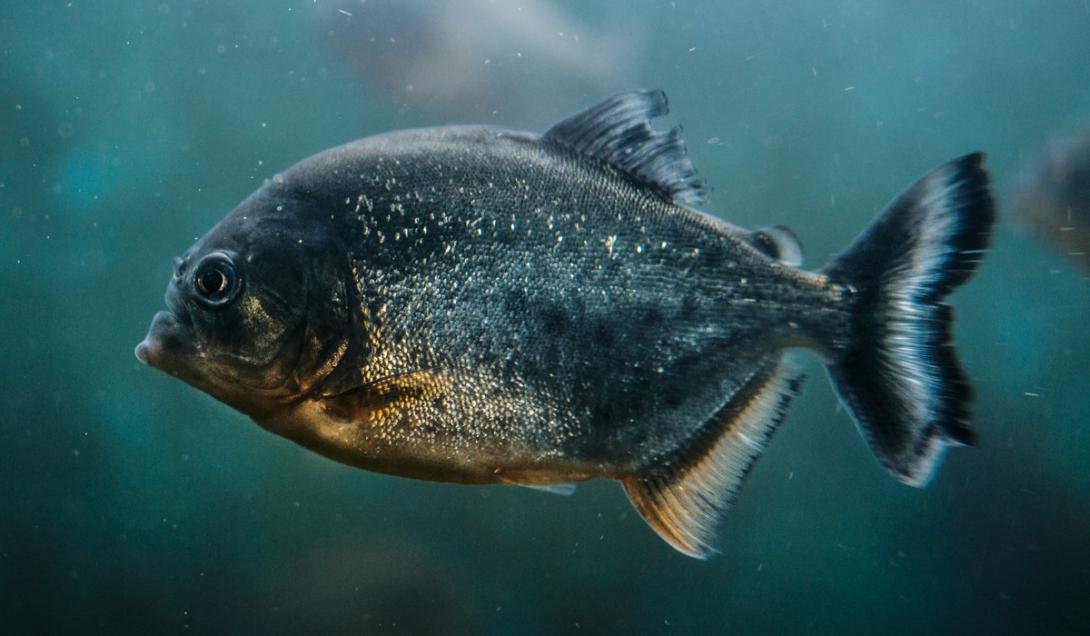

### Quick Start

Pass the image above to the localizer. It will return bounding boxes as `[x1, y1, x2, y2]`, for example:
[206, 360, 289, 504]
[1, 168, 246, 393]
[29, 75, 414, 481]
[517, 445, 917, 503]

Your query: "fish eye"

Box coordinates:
[191, 252, 241, 308]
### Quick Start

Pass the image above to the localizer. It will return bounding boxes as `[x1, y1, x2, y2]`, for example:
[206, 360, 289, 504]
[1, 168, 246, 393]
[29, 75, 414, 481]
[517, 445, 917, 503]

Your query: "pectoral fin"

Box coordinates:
[320, 369, 449, 425]
[622, 358, 804, 559]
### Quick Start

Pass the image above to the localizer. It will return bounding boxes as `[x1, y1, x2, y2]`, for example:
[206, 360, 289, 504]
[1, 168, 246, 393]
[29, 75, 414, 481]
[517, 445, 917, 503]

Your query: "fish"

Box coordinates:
[1013, 125, 1090, 273]
[135, 90, 995, 558]
[313, 0, 643, 121]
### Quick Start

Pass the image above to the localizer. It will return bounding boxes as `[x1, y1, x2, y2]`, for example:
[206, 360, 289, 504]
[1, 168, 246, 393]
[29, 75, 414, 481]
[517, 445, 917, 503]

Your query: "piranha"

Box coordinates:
[1013, 125, 1090, 273]
[136, 91, 994, 558]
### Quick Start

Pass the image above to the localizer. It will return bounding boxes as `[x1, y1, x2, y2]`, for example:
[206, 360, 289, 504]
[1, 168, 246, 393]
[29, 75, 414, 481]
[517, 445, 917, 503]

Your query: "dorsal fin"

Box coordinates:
[622, 358, 805, 558]
[544, 90, 708, 205]
[745, 225, 805, 267]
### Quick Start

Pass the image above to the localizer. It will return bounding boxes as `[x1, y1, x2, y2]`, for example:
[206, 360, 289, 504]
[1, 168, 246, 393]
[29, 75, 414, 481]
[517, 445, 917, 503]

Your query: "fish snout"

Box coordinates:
[135, 310, 195, 371]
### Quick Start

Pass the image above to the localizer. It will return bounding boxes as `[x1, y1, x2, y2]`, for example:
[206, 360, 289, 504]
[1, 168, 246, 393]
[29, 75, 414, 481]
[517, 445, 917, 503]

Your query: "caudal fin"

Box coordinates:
[821, 153, 995, 486]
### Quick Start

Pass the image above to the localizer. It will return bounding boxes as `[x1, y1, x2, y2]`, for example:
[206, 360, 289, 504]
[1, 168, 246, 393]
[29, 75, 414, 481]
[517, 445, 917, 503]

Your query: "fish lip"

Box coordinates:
[135, 310, 197, 372]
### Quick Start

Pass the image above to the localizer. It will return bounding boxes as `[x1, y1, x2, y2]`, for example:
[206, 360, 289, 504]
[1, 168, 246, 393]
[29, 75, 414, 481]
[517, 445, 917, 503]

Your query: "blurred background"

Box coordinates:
[2, 1, 1089, 633]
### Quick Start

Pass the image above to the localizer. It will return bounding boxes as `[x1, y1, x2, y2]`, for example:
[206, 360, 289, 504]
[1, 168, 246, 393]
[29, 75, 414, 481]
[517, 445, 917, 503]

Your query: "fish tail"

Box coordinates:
[819, 153, 995, 486]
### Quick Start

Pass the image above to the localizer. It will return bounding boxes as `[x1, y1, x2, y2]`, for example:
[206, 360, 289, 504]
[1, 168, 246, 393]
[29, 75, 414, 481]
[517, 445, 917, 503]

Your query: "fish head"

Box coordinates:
[136, 188, 353, 416]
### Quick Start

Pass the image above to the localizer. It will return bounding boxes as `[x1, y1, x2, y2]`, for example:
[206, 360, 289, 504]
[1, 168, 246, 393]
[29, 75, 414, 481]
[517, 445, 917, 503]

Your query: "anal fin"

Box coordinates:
[517, 483, 577, 496]
[622, 358, 804, 558]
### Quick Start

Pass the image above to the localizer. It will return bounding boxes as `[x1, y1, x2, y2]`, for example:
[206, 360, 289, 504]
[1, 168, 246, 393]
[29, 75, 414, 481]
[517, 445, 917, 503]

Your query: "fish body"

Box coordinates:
[314, 0, 642, 119]
[256, 126, 845, 483]
[1014, 126, 1090, 272]
[137, 91, 994, 557]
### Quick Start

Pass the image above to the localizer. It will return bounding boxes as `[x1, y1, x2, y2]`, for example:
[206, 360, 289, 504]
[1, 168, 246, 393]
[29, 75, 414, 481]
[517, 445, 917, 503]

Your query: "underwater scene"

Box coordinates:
[3, 1, 1089, 634]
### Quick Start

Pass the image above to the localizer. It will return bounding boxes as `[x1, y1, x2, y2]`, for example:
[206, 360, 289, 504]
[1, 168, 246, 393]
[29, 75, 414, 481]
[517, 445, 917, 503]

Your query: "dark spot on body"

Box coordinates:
[504, 288, 527, 313]
[640, 306, 663, 327]
[678, 294, 699, 320]
[699, 243, 727, 268]
[390, 326, 407, 344]
[661, 353, 701, 408]
[662, 385, 687, 409]
[590, 404, 615, 429]
[540, 304, 569, 335]
[592, 320, 615, 347]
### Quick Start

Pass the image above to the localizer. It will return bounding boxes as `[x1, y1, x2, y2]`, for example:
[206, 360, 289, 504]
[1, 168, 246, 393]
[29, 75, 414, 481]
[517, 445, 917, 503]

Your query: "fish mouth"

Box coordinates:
[135, 310, 197, 374]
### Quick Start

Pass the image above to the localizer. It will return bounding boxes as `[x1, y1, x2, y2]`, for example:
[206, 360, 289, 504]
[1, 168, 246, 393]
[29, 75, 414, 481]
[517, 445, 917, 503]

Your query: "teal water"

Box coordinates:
[3, 1, 1089, 633]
